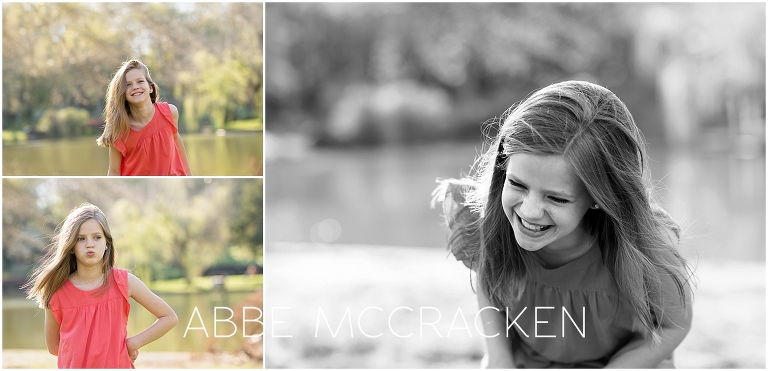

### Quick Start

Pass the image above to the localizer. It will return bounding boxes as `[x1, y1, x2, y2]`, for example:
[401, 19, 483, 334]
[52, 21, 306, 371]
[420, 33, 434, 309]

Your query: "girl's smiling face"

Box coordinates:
[73, 218, 107, 267]
[124, 68, 151, 104]
[502, 153, 595, 255]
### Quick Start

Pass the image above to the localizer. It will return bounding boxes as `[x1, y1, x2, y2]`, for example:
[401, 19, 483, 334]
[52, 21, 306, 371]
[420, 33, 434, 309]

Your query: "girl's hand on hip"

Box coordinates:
[126, 336, 140, 362]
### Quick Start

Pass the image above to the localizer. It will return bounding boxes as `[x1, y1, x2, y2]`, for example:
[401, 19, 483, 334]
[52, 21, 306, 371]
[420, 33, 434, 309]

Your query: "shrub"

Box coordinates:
[36, 107, 90, 138]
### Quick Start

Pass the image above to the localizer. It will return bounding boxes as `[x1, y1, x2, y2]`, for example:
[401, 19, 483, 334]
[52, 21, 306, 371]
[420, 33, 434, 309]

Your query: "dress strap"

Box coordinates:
[112, 268, 130, 304]
[155, 102, 178, 134]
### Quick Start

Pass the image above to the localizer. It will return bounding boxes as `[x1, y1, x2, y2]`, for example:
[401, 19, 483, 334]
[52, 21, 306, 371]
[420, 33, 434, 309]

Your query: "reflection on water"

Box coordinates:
[266, 142, 765, 262]
[3, 132, 263, 176]
[3, 290, 254, 352]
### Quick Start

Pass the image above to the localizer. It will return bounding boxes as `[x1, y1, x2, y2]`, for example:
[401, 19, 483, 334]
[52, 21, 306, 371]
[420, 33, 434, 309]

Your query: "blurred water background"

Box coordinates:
[3, 133, 263, 176]
[263, 2, 765, 368]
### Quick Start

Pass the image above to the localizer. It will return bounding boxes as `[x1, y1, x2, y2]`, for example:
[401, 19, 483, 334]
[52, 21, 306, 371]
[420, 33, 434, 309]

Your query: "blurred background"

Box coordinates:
[264, 3, 765, 368]
[3, 178, 263, 368]
[2, 3, 263, 176]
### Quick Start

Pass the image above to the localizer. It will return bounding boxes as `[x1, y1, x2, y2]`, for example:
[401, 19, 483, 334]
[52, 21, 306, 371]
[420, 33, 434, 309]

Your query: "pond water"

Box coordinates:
[265, 142, 765, 262]
[3, 289, 260, 352]
[3, 132, 263, 176]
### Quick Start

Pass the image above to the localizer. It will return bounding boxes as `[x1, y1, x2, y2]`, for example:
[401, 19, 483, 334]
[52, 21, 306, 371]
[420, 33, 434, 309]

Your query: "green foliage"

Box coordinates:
[36, 107, 90, 138]
[147, 274, 262, 294]
[230, 180, 263, 259]
[225, 118, 262, 131]
[2, 130, 28, 143]
[265, 3, 765, 143]
[178, 51, 254, 130]
[2, 3, 263, 136]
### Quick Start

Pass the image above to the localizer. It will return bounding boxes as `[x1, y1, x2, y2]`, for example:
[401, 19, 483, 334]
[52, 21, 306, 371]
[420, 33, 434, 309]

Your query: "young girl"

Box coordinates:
[433, 81, 694, 368]
[25, 203, 178, 368]
[97, 59, 192, 176]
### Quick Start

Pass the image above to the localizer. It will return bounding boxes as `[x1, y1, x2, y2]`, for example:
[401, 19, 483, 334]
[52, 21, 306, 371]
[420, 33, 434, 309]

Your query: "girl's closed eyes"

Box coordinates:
[506, 179, 572, 204]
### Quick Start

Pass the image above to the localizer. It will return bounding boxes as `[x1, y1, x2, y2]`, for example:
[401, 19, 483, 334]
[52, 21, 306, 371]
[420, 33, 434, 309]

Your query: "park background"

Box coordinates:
[2, 3, 264, 176]
[2, 178, 263, 368]
[264, 3, 765, 368]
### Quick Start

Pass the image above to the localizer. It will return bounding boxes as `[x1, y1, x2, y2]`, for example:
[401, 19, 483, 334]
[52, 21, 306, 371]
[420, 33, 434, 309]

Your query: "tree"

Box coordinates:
[230, 179, 264, 260]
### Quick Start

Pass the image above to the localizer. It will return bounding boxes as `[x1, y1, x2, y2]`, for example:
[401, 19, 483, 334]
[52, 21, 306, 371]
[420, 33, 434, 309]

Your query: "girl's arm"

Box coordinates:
[477, 283, 516, 368]
[44, 308, 60, 356]
[126, 273, 178, 357]
[108, 146, 122, 176]
[169, 104, 193, 175]
[173, 133, 192, 175]
[605, 277, 693, 368]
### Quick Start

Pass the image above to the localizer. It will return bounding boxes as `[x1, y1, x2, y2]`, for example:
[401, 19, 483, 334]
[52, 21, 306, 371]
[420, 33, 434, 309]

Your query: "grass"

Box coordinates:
[267, 242, 766, 368]
[224, 118, 262, 131]
[3, 130, 28, 143]
[2, 349, 262, 369]
[147, 274, 262, 294]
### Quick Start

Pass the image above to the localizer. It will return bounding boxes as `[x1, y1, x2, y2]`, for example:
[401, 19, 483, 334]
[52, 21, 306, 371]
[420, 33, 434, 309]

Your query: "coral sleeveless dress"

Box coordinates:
[113, 102, 188, 176]
[49, 268, 134, 368]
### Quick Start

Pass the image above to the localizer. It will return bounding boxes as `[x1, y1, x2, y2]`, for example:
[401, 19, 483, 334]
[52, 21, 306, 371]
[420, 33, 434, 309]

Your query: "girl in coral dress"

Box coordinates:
[97, 59, 192, 176]
[25, 203, 178, 368]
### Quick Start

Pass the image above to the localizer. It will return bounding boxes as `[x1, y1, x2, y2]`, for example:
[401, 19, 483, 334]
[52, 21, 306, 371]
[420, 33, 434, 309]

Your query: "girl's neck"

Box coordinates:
[533, 219, 596, 269]
[71, 265, 105, 283]
[129, 100, 155, 127]
[534, 236, 595, 269]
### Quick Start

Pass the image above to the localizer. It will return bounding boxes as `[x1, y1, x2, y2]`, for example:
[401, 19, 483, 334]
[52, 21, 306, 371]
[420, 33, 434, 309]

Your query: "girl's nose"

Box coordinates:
[518, 195, 545, 220]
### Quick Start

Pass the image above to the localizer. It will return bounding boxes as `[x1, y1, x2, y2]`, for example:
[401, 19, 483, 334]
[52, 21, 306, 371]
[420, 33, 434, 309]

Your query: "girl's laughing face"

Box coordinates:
[501, 153, 595, 255]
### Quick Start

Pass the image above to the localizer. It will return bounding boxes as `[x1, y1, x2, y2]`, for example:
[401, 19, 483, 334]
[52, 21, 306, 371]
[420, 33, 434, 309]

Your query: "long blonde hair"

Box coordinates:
[24, 203, 116, 309]
[97, 59, 160, 147]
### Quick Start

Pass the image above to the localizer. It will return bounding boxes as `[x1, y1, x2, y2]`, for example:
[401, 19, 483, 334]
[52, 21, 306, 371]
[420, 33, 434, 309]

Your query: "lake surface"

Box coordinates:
[3, 132, 263, 176]
[265, 142, 765, 262]
[3, 289, 260, 352]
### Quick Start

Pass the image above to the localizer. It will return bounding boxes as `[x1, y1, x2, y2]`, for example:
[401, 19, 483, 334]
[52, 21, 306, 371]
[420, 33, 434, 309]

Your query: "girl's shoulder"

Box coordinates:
[112, 267, 128, 276]
[432, 178, 481, 269]
[153, 101, 170, 114]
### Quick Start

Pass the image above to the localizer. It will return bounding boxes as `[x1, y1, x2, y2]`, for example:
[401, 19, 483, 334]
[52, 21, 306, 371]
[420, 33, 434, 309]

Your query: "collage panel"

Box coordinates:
[2, 2, 263, 176]
[264, 2, 765, 369]
[1, 2, 265, 369]
[2, 178, 263, 368]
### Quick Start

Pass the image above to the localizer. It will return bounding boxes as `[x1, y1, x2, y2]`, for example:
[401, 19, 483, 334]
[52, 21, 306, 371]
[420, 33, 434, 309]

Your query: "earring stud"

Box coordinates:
[593, 203, 600, 209]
